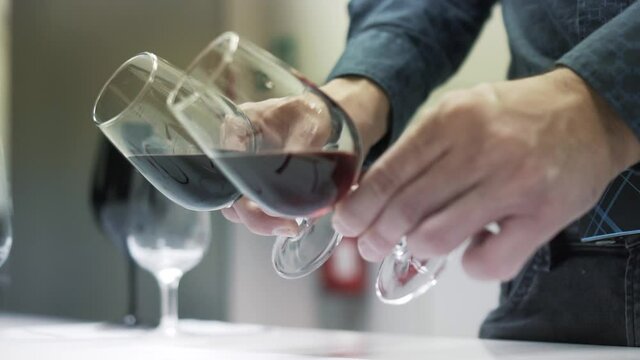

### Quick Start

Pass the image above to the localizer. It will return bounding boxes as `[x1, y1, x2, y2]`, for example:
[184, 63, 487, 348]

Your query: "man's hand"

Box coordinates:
[221, 77, 390, 237]
[333, 68, 640, 280]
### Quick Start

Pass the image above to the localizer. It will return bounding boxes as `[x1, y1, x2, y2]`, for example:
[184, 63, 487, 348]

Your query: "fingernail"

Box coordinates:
[272, 227, 297, 237]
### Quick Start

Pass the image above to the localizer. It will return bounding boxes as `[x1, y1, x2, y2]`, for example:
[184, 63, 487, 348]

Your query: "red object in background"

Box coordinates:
[321, 237, 366, 295]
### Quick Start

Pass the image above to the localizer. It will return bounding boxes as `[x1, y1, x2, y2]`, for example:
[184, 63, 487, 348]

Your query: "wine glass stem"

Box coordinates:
[157, 271, 182, 336]
[394, 237, 409, 260]
[291, 217, 310, 242]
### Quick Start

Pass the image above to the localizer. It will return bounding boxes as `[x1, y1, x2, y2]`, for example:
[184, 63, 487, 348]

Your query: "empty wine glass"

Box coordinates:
[126, 173, 211, 336]
[168, 32, 362, 279]
[376, 222, 500, 304]
[0, 142, 12, 270]
[375, 239, 448, 305]
[92, 52, 248, 212]
[91, 140, 140, 325]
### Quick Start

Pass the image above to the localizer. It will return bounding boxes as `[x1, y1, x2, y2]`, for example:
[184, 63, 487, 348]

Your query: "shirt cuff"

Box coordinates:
[556, 4, 640, 141]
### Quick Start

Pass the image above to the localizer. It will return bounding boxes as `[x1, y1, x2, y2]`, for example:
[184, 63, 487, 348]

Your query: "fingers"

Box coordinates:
[231, 197, 299, 237]
[404, 181, 509, 260]
[462, 216, 543, 281]
[334, 108, 447, 237]
[355, 151, 483, 261]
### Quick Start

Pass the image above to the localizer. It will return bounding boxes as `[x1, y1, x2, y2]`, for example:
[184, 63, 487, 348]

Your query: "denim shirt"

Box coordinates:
[329, 0, 640, 239]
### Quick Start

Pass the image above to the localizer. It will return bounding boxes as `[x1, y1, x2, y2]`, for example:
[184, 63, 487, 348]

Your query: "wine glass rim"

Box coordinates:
[166, 31, 240, 110]
[92, 52, 159, 127]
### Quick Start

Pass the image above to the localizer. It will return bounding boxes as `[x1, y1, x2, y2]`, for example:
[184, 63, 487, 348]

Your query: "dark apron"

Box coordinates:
[480, 165, 640, 346]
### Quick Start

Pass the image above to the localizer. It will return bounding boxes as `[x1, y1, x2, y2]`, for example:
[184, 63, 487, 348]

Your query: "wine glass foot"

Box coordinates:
[375, 255, 447, 305]
[272, 214, 342, 279]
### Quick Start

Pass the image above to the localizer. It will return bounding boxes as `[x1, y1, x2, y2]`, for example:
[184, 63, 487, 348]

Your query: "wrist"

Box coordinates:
[321, 77, 390, 155]
[552, 67, 640, 173]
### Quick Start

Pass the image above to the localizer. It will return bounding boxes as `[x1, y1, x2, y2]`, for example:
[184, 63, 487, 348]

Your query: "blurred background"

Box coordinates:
[0, 0, 510, 337]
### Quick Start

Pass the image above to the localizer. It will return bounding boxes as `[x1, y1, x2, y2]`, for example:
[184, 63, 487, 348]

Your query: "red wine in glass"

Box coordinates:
[214, 150, 358, 218]
[128, 154, 240, 211]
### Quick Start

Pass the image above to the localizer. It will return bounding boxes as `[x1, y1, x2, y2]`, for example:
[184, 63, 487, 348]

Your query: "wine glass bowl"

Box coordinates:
[168, 32, 363, 279]
[92, 52, 241, 212]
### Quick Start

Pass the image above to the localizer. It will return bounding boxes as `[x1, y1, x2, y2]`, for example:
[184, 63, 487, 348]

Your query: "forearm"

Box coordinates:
[321, 77, 389, 156]
[328, 0, 497, 162]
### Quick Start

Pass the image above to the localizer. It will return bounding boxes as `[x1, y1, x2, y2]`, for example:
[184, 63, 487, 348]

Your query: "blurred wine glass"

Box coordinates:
[126, 173, 211, 336]
[0, 142, 12, 270]
[0, 142, 12, 309]
[92, 52, 255, 330]
[91, 140, 138, 325]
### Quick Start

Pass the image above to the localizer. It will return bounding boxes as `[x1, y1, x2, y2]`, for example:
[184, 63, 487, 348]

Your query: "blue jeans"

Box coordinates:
[479, 231, 640, 346]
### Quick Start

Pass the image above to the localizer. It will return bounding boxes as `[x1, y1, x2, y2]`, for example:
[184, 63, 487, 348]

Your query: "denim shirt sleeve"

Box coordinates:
[557, 2, 640, 141]
[328, 0, 497, 163]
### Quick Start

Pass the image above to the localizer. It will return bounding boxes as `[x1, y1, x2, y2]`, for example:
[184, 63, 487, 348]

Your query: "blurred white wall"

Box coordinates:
[225, 0, 510, 337]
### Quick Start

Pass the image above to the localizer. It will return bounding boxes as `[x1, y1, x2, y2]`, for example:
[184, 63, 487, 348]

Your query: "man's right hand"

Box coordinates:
[220, 77, 390, 237]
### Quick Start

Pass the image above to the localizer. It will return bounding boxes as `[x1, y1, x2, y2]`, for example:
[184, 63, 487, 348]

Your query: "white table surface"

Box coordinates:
[0, 313, 638, 359]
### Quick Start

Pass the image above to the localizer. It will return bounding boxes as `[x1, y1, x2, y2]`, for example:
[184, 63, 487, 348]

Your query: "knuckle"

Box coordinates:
[470, 82, 498, 101]
[365, 195, 425, 242]
[437, 92, 493, 135]
[334, 204, 368, 236]
[367, 165, 398, 201]
[287, 97, 306, 114]
[438, 95, 473, 119]
[361, 229, 396, 253]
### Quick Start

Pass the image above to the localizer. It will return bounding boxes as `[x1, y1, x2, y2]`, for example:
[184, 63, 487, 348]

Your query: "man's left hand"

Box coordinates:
[333, 68, 640, 280]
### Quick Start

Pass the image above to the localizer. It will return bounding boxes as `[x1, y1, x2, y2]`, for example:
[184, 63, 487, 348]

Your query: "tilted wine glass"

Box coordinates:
[92, 52, 256, 332]
[168, 32, 362, 279]
[92, 52, 253, 213]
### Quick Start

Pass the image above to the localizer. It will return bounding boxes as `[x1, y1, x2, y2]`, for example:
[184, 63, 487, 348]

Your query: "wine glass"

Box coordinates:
[91, 52, 255, 329]
[0, 142, 12, 270]
[167, 32, 362, 279]
[91, 140, 139, 325]
[126, 172, 211, 336]
[376, 222, 500, 304]
[92, 52, 250, 213]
